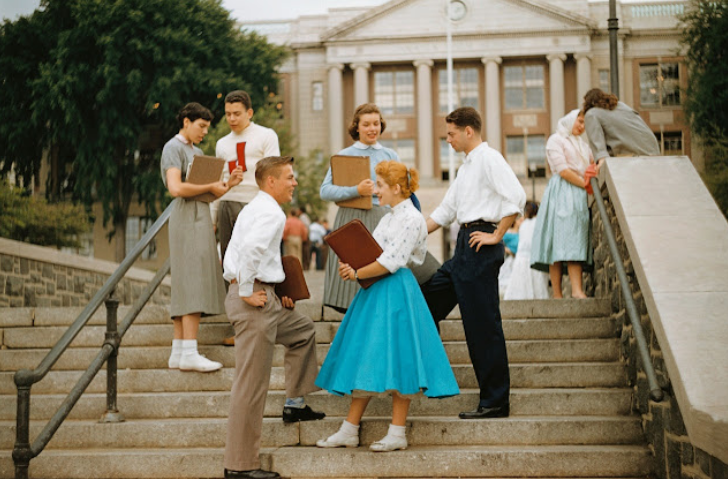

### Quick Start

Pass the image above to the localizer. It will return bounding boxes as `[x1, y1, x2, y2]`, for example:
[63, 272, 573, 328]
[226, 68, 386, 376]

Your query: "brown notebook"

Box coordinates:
[323, 219, 388, 289]
[275, 256, 311, 301]
[330, 155, 372, 210]
[186, 155, 225, 203]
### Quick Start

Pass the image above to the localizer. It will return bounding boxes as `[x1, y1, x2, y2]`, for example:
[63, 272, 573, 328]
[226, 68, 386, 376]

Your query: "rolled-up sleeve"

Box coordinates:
[489, 158, 526, 218]
[585, 111, 609, 160]
[429, 178, 459, 227]
[223, 212, 280, 297]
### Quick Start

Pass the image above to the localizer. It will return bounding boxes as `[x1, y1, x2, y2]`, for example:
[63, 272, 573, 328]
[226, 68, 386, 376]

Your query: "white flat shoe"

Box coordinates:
[168, 353, 181, 369]
[369, 435, 407, 452]
[179, 353, 222, 372]
[316, 432, 359, 448]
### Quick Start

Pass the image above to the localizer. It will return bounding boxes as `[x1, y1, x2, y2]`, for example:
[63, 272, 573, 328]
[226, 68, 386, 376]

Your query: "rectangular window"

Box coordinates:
[438, 67, 480, 112]
[125, 217, 157, 260]
[439, 139, 466, 181]
[312, 82, 323, 111]
[379, 139, 416, 168]
[640, 62, 681, 107]
[374, 70, 414, 115]
[504, 65, 545, 111]
[505, 135, 546, 178]
[599, 69, 610, 92]
[657, 131, 683, 156]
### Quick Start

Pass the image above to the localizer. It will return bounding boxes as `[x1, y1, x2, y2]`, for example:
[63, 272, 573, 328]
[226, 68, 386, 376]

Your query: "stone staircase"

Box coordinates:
[0, 286, 654, 478]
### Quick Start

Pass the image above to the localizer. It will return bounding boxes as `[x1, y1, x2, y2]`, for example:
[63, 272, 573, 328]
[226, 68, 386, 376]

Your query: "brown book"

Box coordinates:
[330, 155, 372, 210]
[323, 219, 388, 289]
[186, 155, 225, 203]
[275, 256, 311, 301]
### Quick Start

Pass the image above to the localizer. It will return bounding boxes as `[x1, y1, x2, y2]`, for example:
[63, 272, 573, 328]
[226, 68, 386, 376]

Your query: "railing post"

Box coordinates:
[13, 370, 34, 479]
[100, 294, 125, 423]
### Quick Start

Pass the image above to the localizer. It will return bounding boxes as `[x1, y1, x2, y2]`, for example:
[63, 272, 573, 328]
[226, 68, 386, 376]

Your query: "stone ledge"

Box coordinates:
[0, 237, 170, 286]
[603, 157, 728, 464]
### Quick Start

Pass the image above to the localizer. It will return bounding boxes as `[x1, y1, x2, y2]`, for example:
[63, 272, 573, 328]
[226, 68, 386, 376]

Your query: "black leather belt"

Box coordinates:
[460, 220, 497, 229]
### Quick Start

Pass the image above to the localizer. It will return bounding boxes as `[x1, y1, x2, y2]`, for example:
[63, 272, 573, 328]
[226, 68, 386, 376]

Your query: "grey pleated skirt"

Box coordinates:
[323, 205, 442, 311]
[168, 197, 226, 318]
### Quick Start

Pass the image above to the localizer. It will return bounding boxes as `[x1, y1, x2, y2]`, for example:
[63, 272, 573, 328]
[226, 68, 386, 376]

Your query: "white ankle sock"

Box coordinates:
[339, 420, 360, 436]
[181, 339, 198, 357]
[171, 339, 182, 355]
[387, 424, 406, 438]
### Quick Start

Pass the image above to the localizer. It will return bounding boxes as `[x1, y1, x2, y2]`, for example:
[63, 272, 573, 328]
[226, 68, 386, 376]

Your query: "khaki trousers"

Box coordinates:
[223, 282, 319, 471]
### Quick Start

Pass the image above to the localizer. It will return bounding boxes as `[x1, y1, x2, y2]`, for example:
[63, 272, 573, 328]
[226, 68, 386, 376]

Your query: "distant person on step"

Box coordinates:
[420, 107, 526, 419]
[214, 90, 280, 347]
[530, 110, 593, 299]
[582, 88, 660, 171]
[222, 156, 325, 479]
[315, 161, 458, 452]
[162, 102, 242, 373]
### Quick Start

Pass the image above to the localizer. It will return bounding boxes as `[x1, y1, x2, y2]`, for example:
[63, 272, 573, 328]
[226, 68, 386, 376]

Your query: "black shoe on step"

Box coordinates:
[224, 469, 280, 479]
[282, 404, 326, 423]
[458, 404, 509, 419]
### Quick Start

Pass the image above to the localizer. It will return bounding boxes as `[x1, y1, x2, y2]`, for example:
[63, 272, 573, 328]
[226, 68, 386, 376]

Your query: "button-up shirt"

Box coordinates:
[430, 142, 526, 226]
[223, 191, 286, 297]
[373, 198, 427, 273]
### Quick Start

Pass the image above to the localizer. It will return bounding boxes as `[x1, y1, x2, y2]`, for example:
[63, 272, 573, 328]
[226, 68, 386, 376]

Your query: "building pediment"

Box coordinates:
[323, 0, 596, 42]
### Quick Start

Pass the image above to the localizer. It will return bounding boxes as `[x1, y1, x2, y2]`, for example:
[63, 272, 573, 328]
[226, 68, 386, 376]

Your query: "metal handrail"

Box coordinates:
[12, 202, 174, 479]
[590, 177, 664, 402]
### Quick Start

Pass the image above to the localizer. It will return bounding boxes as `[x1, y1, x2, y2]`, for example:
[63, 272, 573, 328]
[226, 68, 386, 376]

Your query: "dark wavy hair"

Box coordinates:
[582, 88, 618, 113]
[348, 103, 387, 141]
[176, 102, 213, 129]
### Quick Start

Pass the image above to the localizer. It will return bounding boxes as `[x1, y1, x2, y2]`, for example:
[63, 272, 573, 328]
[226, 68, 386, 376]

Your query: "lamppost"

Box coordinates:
[608, 0, 620, 96]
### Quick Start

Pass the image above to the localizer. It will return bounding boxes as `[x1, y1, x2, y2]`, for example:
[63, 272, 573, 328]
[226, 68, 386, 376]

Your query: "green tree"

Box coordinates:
[680, 0, 728, 216]
[0, 181, 90, 248]
[0, 0, 287, 260]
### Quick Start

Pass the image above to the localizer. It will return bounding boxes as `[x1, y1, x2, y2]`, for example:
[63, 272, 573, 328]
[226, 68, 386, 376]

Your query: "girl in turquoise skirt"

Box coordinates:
[530, 109, 594, 298]
[315, 161, 459, 452]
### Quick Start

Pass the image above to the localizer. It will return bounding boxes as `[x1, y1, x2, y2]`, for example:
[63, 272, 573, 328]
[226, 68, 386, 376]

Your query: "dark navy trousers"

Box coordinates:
[421, 223, 510, 408]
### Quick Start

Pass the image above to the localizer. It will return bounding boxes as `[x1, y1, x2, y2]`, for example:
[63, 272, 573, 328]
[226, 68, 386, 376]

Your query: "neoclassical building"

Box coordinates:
[245, 0, 694, 192]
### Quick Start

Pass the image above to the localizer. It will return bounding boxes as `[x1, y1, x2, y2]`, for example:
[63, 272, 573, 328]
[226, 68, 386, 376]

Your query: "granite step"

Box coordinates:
[0, 444, 653, 478]
[0, 337, 619, 371]
[0, 388, 633, 421]
[0, 362, 627, 395]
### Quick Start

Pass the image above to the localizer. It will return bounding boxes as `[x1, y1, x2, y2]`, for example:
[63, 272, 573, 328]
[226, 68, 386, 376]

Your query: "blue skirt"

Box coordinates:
[530, 174, 592, 272]
[315, 269, 460, 398]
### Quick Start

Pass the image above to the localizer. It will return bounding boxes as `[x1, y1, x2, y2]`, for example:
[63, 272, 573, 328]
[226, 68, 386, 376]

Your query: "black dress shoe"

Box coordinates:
[458, 404, 509, 419]
[224, 469, 280, 479]
[282, 404, 326, 423]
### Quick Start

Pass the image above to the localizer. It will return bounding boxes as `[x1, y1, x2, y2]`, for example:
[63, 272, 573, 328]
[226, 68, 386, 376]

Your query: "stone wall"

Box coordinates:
[590, 185, 728, 479]
[0, 238, 170, 308]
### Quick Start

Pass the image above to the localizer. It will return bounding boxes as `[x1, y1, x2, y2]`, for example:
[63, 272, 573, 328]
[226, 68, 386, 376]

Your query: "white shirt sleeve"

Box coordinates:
[263, 129, 281, 157]
[429, 177, 459, 227]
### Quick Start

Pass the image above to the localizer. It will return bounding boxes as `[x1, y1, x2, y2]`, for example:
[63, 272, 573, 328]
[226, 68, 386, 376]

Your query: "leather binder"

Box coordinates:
[330, 155, 372, 210]
[323, 219, 387, 289]
[187, 155, 226, 203]
[275, 256, 311, 301]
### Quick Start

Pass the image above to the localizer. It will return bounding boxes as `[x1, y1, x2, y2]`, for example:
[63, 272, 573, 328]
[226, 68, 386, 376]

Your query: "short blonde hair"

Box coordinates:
[374, 161, 419, 198]
[255, 156, 294, 188]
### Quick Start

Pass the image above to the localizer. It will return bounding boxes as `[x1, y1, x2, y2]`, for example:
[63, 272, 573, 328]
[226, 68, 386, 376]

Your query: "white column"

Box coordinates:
[482, 56, 503, 152]
[328, 63, 345, 155]
[413, 59, 434, 180]
[547, 53, 567, 133]
[351, 62, 371, 108]
[574, 53, 592, 107]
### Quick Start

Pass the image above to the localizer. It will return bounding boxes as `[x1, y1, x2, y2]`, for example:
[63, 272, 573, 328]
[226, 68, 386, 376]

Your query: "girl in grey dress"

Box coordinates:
[161, 103, 243, 372]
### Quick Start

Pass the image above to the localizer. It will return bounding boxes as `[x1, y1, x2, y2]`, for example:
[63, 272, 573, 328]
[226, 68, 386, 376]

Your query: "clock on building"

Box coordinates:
[448, 0, 468, 21]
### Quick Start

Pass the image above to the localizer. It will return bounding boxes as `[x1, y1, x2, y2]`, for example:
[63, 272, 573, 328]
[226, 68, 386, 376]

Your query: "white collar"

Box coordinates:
[353, 141, 383, 150]
[464, 142, 488, 163]
[174, 134, 192, 147]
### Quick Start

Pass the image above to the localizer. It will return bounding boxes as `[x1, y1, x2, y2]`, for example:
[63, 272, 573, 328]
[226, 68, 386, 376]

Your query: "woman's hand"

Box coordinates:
[210, 181, 229, 198]
[338, 261, 356, 281]
[242, 290, 267, 308]
[356, 179, 374, 197]
[228, 166, 244, 188]
[468, 231, 500, 252]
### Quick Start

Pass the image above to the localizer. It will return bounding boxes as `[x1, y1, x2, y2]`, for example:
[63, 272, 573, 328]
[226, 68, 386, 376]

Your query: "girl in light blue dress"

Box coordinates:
[315, 161, 459, 452]
[530, 109, 594, 298]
